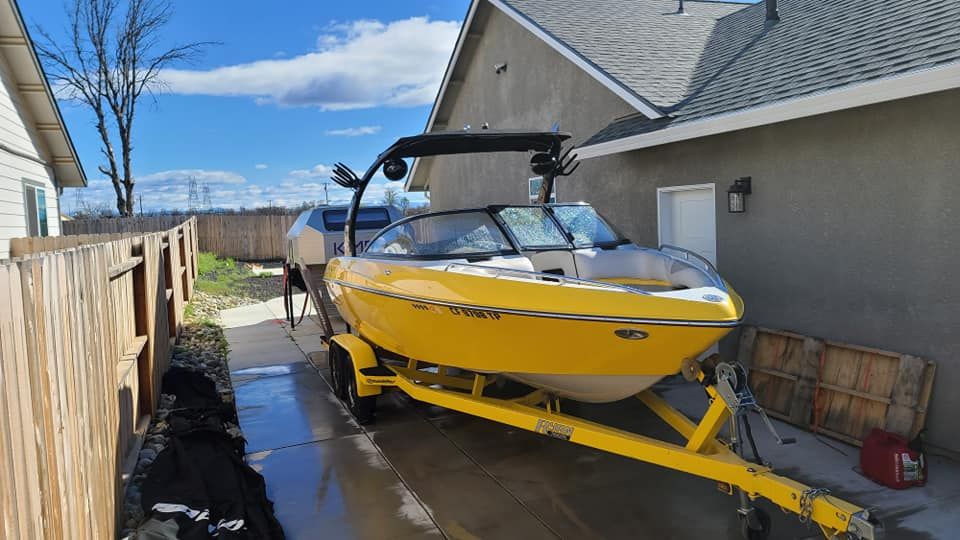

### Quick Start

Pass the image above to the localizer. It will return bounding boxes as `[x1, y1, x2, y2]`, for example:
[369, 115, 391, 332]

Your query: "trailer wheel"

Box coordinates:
[328, 344, 346, 399]
[343, 354, 376, 425]
[739, 507, 771, 540]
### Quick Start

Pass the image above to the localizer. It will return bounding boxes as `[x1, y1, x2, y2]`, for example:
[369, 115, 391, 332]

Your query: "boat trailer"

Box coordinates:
[320, 332, 880, 540]
[288, 130, 880, 539]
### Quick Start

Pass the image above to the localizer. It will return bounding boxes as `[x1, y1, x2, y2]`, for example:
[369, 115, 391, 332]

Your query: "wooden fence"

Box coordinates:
[1, 218, 198, 539]
[65, 214, 297, 261]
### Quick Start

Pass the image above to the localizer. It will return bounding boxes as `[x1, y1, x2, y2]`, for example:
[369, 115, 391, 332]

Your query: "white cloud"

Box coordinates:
[255, 163, 269, 170]
[64, 165, 423, 214]
[324, 125, 382, 137]
[288, 164, 334, 179]
[136, 169, 247, 185]
[160, 17, 460, 110]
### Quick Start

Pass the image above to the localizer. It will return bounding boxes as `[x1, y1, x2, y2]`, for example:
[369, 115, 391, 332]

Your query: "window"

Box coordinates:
[496, 206, 569, 250]
[550, 205, 623, 248]
[528, 177, 557, 204]
[24, 184, 48, 237]
[366, 211, 513, 258]
[318, 207, 391, 232]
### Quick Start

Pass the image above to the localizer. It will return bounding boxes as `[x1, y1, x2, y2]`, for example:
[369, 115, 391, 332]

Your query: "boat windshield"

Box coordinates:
[549, 204, 626, 248]
[365, 210, 515, 258]
[495, 206, 570, 250]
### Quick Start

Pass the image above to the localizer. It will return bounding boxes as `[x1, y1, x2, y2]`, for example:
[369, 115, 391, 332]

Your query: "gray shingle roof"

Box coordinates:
[501, 0, 745, 109]
[499, 0, 960, 146]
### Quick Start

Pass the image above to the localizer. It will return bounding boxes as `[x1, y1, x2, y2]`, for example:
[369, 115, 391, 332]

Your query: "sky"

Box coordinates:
[25, 0, 471, 213]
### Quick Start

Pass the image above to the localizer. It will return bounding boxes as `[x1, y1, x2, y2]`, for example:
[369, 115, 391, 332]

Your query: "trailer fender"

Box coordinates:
[329, 334, 383, 397]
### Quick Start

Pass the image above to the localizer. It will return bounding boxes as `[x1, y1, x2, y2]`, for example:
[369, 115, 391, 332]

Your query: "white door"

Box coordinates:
[657, 184, 717, 265]
[658, 184, 719, 357]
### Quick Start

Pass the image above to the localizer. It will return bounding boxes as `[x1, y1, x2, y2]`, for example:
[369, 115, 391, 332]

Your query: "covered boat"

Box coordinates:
[322, 130, 743, 402]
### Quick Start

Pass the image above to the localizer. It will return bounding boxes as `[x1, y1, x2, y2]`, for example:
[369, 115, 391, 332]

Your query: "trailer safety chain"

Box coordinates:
[799, 487, 832, 523]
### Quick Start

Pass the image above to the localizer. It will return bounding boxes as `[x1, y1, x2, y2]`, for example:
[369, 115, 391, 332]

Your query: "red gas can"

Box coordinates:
[860, 428, 927, 489]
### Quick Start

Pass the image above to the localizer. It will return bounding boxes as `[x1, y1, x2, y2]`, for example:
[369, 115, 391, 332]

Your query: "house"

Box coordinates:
[0, 0, 86, 259]
[406, 0, 960, 455]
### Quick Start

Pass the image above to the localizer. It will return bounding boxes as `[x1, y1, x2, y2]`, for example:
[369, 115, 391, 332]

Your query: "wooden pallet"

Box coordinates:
[739, 326, 936, 447]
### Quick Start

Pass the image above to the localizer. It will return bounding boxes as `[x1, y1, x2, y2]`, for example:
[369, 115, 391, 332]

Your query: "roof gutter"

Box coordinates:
[576, 60, 960, 159]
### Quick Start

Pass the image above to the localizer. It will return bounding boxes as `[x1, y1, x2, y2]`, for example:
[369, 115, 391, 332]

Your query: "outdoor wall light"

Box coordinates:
[727, 177, 752, 213]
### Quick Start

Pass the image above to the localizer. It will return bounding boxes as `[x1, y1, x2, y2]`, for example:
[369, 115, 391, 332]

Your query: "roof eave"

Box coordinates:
[577, 60, 960, 159]
[7, 0, 87, 187]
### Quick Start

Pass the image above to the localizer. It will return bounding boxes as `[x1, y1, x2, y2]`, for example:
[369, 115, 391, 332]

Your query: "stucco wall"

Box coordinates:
[426, 3, 960, 453]
[427, 3, 635, 210]
[581, 88, 960, 454]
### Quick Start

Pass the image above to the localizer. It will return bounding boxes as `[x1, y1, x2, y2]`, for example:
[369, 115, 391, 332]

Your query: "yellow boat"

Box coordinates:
[323, 131, 743, 402]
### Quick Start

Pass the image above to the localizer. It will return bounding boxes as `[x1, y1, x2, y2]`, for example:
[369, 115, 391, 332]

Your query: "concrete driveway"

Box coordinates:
[222, 297, 959, 540]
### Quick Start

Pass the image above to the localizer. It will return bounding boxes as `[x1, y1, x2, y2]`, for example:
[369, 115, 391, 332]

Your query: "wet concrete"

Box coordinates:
[223, 300, 960, 540]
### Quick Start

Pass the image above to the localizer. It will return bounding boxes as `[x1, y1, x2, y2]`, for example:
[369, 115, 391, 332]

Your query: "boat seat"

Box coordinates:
[573, 247, 715, 290]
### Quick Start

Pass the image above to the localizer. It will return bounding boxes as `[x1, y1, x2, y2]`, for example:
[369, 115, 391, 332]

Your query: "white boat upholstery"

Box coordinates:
[573, 246, 714, 289]
[414, 255, 536, 272]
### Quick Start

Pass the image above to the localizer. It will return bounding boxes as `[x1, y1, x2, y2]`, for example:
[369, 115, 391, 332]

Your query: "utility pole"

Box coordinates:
[139, 194, 144, 216]
[322, 181, 330, 205]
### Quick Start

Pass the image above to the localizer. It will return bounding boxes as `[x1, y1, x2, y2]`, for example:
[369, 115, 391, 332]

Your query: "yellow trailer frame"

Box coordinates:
[328, 335, 878, 540]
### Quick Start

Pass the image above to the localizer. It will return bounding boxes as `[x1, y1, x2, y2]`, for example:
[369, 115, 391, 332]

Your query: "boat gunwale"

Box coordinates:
[326, 277, 743, 328]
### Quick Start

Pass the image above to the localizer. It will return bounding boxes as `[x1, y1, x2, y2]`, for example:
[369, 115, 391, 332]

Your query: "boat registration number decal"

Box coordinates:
[534, 419, 574, 441]
[448, 306, 502, 320]
[410, 303, 443, 314]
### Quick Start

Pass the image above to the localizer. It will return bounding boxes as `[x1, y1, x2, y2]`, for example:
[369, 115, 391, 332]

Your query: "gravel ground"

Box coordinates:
[239, 274, 283, 302]
[121, 301, 241, 537]
[187, 290, 260, 322]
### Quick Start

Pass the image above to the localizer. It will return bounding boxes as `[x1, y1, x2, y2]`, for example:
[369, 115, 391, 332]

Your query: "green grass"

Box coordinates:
[194, 252, 254, 296]
[198, 251, 238, 276]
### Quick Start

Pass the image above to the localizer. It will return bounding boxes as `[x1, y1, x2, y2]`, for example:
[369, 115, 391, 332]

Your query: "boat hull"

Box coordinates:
[324, 258, 742, 401]
[503, 373, 664, 402]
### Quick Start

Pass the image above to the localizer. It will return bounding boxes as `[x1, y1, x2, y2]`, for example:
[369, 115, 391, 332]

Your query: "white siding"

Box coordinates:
[0, 49, 61, 259]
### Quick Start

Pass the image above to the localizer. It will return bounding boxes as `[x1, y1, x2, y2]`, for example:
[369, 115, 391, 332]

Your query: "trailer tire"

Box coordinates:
[328, 344, 346, 399]
[343, 354, 376, 425]
[739, 507, 771, 540]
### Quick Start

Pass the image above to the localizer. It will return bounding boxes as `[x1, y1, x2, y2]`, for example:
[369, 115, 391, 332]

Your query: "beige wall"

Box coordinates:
[427, 2, 635, 210]
[426, 1, 960, 454]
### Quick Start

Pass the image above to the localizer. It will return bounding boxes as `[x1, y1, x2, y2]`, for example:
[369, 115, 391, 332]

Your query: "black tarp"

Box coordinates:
[138, 368, 284, 539]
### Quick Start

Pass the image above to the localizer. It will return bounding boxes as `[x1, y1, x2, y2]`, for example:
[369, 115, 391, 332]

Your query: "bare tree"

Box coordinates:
[35, 0, 209, 216]
[383, 187, 411, 213]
